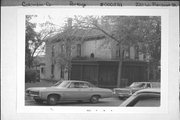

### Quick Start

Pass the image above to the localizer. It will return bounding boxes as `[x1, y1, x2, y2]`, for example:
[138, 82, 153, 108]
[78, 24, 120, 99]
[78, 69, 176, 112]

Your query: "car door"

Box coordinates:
[79, 82, 93, 100]
[62, 82, 81, 100]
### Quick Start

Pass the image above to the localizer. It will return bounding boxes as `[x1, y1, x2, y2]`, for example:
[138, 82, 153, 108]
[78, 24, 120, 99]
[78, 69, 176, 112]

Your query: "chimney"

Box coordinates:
[67, 18, 72, 28]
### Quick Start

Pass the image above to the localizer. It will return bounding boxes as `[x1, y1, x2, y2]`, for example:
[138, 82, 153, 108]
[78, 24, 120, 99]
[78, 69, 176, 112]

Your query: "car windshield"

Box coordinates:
[130, 83, 145, 88]
[52, 81, 62, 87]
[53, 81, 70, 88]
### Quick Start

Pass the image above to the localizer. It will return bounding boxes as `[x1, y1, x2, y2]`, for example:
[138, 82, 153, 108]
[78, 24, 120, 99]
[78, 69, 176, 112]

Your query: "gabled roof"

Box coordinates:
[46, 28, 106, 43]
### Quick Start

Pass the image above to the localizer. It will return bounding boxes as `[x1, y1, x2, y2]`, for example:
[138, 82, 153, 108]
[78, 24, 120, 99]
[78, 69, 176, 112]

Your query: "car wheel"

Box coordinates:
[34, 99, 43, 104]
[90, 95, 100, 103]
[47, 95, 58, 105]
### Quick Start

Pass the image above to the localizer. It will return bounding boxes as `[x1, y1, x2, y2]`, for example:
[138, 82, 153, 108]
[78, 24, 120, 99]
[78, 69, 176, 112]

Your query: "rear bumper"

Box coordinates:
[118, 93, 131, 98]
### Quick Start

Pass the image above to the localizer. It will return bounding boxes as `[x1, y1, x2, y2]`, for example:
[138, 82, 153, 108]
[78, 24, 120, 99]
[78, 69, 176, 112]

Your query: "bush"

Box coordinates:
[25, 69, 40, 83]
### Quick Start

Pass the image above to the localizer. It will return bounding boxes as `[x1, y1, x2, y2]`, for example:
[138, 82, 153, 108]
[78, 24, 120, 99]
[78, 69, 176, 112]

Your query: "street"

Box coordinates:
[25, 97, 124, 106]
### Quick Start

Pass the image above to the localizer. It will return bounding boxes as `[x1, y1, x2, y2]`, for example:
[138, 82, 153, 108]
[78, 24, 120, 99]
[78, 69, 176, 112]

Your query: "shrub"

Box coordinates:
[25, 69, 40, 83]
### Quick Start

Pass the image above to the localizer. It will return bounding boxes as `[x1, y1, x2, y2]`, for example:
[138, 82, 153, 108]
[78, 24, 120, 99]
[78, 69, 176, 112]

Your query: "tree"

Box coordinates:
[74, 16, 161, 87]
[53, 18, 93, 79]
[25, 15, 60, 68]
[25, 15, 37, 68]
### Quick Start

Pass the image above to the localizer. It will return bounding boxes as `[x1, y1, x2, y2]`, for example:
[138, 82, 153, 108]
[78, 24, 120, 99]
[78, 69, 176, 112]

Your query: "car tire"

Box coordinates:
[90, 95, 100, 103]
[47, 95, 58, 105]
[34, 99, 43, 104]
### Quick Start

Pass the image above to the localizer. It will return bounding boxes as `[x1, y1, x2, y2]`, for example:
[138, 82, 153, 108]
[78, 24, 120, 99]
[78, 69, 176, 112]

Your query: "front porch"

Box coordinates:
[70, 60, 148, 88]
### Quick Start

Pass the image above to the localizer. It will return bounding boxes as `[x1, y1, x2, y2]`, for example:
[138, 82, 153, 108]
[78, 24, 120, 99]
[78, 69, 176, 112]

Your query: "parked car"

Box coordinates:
[26, 80, 113, 105]
[120, 88, 160, 107]
[113, 82, 160, 99]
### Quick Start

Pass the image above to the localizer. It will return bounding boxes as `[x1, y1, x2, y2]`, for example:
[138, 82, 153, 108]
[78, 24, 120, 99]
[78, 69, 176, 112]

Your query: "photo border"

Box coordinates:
[17, 7, 169, 113]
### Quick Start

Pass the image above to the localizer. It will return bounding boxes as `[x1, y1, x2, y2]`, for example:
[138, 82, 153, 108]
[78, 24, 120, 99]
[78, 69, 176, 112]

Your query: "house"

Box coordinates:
[33, 55, 46, 80]
[43, 19, 151, 88]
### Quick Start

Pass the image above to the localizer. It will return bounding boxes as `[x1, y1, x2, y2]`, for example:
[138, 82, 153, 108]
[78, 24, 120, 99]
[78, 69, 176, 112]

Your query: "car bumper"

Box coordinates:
[118, 93, 131, 98]
[26, 93, 40, 98]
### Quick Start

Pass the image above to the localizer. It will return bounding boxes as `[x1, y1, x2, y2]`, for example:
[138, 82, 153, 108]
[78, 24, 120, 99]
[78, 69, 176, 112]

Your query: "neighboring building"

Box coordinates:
[43, 20, 151, 88]
[33, 55, 46, 80]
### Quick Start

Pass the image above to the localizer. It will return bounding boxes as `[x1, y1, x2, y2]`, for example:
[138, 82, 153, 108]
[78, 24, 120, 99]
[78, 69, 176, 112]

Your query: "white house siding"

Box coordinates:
[45, 42, 64, 80]
[44, 43, 52, 80]
[44, 37, 148, 81]
[130, 46, 135, 59]
[81, 38, 112, 59]
[139, 53, 144, 61]
[110, 41, 118, 59]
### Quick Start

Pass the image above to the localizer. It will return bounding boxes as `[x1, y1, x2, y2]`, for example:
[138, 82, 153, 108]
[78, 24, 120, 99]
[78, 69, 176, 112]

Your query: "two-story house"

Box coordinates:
[43, 20, 150, 88]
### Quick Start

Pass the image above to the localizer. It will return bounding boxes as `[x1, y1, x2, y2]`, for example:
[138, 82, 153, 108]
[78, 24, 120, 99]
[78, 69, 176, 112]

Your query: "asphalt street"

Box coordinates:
[25, 97, 124, 106]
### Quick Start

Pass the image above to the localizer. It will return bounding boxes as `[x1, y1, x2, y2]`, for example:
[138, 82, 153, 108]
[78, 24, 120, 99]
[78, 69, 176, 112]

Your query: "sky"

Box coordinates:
[30, 15, 74, 56]
[30, 14, 73, 32]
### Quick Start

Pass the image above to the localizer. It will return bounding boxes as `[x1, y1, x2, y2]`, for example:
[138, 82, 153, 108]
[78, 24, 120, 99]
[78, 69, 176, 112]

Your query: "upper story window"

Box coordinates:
[135, 45, 139, 60]
[116, 44, 120, 58]
[51, 64, 54, 78]
[61, 44, 65, 53]
[52, 45, 55, 57]
[60, 66, 64, 79]
[77, 44, 81, 57]
[124, 47, 130, 59]
[90, 53, 94, 58]
[41, 67, 44, 74]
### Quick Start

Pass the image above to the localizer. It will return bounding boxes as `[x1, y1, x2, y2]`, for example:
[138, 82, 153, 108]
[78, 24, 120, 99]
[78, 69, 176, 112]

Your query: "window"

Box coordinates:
[79, 82, 89, 88]
[90, 53, 94, 58]
[124, 47, 130, 59]
[41, 67, 44, 74]
[60, 67, 64, 79]
[77, 44, 81, 56]
[116, 44, 120, 58]
[51, 64, 54, 77]
[61, 44, 65, 53]
[135, 45, 139, 60]
[52, 45, 55, 57]
[69, 82, 80, 88]
[146, 84, 151, 88]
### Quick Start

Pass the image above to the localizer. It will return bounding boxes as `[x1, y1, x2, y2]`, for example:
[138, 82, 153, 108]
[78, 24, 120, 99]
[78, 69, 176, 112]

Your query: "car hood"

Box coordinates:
[114, 87, 131, 90]
[26, 87, 66, 91]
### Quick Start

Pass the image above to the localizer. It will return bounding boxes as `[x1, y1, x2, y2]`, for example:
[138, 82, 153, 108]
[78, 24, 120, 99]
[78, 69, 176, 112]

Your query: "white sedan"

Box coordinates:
[120, 88, 160, 107]
[26, 80, 113, 105]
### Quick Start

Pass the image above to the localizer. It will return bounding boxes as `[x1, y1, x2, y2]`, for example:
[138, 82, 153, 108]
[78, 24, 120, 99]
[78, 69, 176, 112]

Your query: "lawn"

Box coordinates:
[25, 81, 55, 90]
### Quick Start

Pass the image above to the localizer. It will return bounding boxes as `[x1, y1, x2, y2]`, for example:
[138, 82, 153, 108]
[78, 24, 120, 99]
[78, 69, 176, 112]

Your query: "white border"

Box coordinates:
[17, 7, 169, 113]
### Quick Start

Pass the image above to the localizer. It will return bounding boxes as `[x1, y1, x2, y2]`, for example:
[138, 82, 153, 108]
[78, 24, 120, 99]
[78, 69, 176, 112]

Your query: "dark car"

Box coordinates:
[113, 82, 160, 99]
[120, 88, 160, 107]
